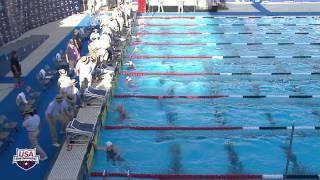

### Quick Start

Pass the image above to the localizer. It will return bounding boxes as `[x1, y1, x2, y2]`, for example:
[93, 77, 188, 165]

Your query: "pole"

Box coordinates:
[284, 124, 295, 179]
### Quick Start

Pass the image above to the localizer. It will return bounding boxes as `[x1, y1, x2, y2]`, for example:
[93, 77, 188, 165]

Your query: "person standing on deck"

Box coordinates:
[45, 94, 69, 147]
[178, 0, 184, 13]
[157, 0, 164, 12]
[10, 51, 23, 89]
[22, 107, 48, 161]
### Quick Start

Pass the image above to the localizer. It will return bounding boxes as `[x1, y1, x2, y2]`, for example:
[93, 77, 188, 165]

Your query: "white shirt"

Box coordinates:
[108, 20, 118, 31]
[95, 39, 106, 56]
[90, 32, 100, 41]
[45, 100, 68, 117]
[100, 34, 111, 49]
[17, 92, 28, 104]
[75, 60, 93, 77]
[87, 0, 94, 6]
[58, 76, 71, 88]
[65, 86, 80, 96]
[23, 114, 40, 132]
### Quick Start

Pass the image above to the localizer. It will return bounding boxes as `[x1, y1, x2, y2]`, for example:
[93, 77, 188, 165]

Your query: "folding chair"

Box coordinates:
[0, 115, 18, 133]
[25, 86, 41, 99]
[16, 93, 35, 112]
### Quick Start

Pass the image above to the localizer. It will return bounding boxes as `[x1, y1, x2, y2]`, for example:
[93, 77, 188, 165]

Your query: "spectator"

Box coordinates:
[73, 29, 82, 53]
[65, 79, 82, 110]
[65, 39, 80, 75]
[65, 79, 80, 101]
[75, 56, 94, 89]
[45, 94, 69, 147]
[10, 51, 22, 89]
[63, 95, 77, 123]
[57, 69, 71, 96]
[22, 107, 48, 161]
[90, 29, 100, 42]
[87, 0, 95, 16]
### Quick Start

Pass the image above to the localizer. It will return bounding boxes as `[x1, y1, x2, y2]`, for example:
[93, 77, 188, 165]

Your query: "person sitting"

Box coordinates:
[116, 105, 128, 119]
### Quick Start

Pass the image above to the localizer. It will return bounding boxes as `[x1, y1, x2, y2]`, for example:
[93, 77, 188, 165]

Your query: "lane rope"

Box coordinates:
[128, 55, 320, 59]
[113, 95, 320, 99]
[137, 23, 320, 27]
[130, 42, 320, 46]
[137, 16, 315, 19]
[134, 32, 311, 35]
[121, 72, 320, 76]
[103, 126, 320, 131]
[91, 172, 320, 179]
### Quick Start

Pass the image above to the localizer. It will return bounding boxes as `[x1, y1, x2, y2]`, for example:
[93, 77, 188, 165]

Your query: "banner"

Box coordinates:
[0, 0, 82, 47]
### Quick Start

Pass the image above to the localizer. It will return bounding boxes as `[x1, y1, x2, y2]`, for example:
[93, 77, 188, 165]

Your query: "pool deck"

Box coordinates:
[47, 106, 101, 180]
[0, 13, 87, 180]
[0, 2, 319, 180]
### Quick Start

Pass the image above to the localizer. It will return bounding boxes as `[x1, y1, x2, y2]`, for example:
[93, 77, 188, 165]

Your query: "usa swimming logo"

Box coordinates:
[12, 148, 40, 171]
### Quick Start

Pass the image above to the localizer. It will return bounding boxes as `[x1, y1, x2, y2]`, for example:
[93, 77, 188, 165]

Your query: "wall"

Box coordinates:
[0, 0, 82, 47]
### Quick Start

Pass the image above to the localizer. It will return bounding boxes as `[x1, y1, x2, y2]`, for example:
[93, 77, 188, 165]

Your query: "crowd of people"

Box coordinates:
[14, 1, 134, 161]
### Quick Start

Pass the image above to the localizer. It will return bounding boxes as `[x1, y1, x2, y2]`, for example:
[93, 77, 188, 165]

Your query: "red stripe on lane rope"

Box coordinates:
[113, 95, 227, 99]
[138, 24, 198, 26]
[128, 55, 211, 59]
[104, 126, 242, 131]
[121, 72, 220, 76]
[135, 32, 202, 35]
[90, 172, 262, 179]
[137, 16, 196, 19]
[130, 42, 207, 46]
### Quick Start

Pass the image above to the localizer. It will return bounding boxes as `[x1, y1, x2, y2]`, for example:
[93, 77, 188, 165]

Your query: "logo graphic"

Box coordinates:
[12, 148, 40, 171]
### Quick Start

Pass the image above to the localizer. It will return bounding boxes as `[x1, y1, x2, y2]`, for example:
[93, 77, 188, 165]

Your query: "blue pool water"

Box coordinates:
[90, 15, 320, 178]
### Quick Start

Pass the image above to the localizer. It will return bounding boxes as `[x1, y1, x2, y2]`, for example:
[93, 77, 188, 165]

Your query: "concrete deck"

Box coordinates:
[263, 2, 320, 12]
[47, 106, 101, 180]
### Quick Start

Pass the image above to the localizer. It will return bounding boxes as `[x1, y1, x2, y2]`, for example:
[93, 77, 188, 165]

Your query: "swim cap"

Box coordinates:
[126, 76, 132, 81]
[106, 141, 112, 147]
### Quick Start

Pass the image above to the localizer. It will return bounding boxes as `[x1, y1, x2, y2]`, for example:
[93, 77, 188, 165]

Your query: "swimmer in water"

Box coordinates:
[105, 141, 123, 165]
[116, 105, 128, 119]
[167, 86, 176, 95]
[214, 110, 226, 125]
[125, 76, 135, 88]
[159, 78, 166, 85]
[125, 60, 136, 70]
[132, 47, 140, 55]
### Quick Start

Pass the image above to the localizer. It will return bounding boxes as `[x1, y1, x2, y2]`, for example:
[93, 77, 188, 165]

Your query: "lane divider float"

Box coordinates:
[130, 42, 320, 46]
[113, 95, 320, 99]
[121, 72, 320, 76]
[134, 32, 311, 35]
[91, 172, 320, 179]
[128, 55, 320, 59]
[103, 125, 320, 131]
[137, 23, 320, 27]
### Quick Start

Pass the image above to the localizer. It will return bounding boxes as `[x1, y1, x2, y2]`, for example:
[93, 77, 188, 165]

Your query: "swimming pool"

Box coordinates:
[89, 15, 320, 179]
